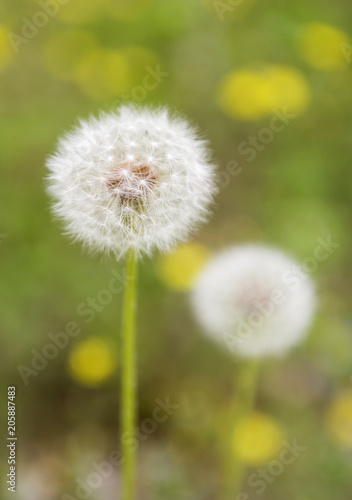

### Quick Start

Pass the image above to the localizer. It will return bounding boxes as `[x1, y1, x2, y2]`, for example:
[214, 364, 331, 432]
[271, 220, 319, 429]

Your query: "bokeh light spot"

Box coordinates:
[232, 412, 285, 465]
[264, 66, 311, 115]
[73, 49, 130, 99]
[68, 337, 117, 387]
[43, 30, 98, 80]
[218, 65, 310, 120]
[218, 70, 269, 120]
[326, 391, 352, 448]
[157, 243, 211, 292]
[299, 23, 350, 70]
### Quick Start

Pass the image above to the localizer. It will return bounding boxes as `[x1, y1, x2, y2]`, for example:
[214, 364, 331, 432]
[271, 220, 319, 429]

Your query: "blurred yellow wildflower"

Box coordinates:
[68, 337, 117, 387]
[264, 66, 311, 115]
[73, 49, 130, 99]
[233, 412, 285, 465]
[218, 65, 310, 120]
[218, 70, 269, 120]
[299, 23, 350, 70]
[326, 391, 352, 448]
[157, 243, 211, 292]
[43, 31, 98, 81]
[0, 25, 13, 70]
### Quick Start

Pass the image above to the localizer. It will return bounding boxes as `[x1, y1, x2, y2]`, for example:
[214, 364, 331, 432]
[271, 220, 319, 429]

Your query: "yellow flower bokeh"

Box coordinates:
[157, 243, 211, 292]
[326, 391, 352, 448]
[43, 31, 98, 81]
[218, 70, 269, 120]
[0, 25, 13, 71]
[68, 337, 117, 388]
[73, 49, 130, 99]
[299, 23, 350, 71]
[218, 65, 310, 120]
[264, 66, 311, 115]
[43, 35, 158, 100]
[232, 412, 285, 465]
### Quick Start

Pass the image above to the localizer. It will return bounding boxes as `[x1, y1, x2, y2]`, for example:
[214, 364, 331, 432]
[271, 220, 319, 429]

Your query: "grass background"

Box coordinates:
[1, 0, 352, 498]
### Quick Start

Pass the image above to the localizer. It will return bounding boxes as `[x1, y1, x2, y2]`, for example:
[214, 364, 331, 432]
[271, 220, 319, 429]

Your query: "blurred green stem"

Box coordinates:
[121, 249, 138, 500]
[221, 359, 260, 500]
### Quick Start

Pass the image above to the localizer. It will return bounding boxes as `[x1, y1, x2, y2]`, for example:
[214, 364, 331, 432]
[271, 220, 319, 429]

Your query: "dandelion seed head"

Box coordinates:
[46, 105, 217, 257]
[191, 245, 316, 358]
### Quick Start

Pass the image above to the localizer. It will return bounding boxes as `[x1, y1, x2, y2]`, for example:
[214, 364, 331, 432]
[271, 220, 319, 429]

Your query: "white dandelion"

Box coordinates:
[46, 105, 217, 258]
[45, 104, 217, 500]
[192, 245, 316, 358]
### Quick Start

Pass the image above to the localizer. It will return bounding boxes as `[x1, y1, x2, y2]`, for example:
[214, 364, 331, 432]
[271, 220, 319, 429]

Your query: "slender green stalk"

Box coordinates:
[121, 249, 138, 500]
[221, 359, 260, 500]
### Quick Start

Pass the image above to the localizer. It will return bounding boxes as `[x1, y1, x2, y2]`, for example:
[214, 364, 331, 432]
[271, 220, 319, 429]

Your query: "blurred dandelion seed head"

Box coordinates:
[46, 105, 217, 257]
[191, 245, 316, 358]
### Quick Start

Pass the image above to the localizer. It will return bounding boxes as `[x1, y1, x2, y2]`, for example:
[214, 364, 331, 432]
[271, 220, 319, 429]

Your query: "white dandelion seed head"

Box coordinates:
[191, 245, 316, 358]
[46, 105, 217, 258]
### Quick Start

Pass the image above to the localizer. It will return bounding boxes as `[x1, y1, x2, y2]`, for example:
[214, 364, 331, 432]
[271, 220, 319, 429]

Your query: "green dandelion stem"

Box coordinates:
[222, 359, 260, 500]
[121, 248, 138, 500]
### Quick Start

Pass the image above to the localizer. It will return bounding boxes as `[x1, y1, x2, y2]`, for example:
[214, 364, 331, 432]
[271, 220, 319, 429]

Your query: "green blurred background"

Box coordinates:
[1, 0, 352, 498]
